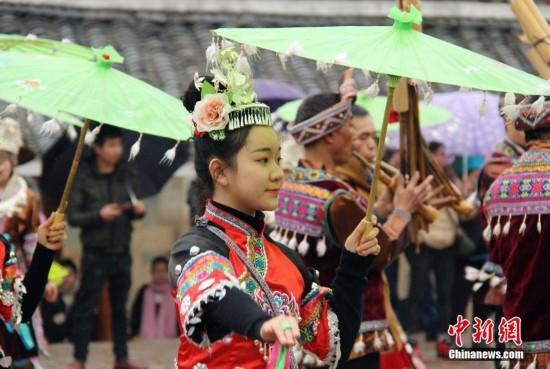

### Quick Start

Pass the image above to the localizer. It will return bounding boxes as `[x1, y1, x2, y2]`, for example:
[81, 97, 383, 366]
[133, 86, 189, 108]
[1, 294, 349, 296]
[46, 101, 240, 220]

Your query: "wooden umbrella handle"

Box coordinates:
[55, 118, 91, 223]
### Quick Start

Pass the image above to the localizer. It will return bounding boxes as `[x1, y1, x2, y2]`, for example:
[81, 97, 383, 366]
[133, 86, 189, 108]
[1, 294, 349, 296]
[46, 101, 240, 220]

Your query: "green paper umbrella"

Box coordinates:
[277, 93, 453, 130]
[213, 6, 550, 95]
[0, 34, 94, 61]
[0, 46, 193, 218]
[214, 5, 550, 222]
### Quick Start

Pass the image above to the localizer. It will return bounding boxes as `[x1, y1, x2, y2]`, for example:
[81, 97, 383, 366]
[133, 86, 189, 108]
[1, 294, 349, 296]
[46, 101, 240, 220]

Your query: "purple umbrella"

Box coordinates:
[388, 91, 505, 157]
[254, 78, 306, 111]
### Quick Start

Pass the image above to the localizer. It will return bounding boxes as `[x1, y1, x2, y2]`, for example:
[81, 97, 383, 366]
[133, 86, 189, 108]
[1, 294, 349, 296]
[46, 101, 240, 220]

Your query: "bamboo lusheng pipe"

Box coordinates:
[364, 75, 401, 235]
[362, 159, 440, 224]
[54, 118, 91, 223]
[421, 143, 476, 217]
[510, 0, 550, 63]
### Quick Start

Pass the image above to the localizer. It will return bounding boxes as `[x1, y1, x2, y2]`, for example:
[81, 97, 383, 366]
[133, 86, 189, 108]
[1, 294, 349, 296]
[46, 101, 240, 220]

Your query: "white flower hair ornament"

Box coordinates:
[191, 40, 272, 141]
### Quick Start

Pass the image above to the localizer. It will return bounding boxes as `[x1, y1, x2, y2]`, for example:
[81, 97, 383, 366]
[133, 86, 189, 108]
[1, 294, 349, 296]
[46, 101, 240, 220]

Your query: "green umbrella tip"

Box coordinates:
[93, 45, 124, 68]
[388, 4, 422, 30]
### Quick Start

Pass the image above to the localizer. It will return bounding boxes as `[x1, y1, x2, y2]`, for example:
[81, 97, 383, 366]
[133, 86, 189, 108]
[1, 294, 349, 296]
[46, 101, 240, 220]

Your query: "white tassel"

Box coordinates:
[500, 105, 521, 123]
[519, 214, 527, 236]
[503, 216, 512, 236]
[287, 234, 298, 251]
[490, 276, 504, 288]
[25, 33, 37, 40]
[464, 266, 480, 281]
[479, 98, 489, 117]
[473, 282, 483, 291]
[499, 359, 510, 369]
[504, 92, 516, 106]
[297, 235, 309, 256]
[512, 359, 520, 369]
[194, 72, 205, 91]
[61, 38, 73, 44]
[316, 61, 329, 73]
[385, 331, 395, 347]
[531, 96, 545, 115]
[280, 229, 290, 245]
[373, 333, 382, 351]
[236, 52, 251, 75]
[298, 236, 310, 256]
[483, 222, 492, 242]
[221, 39, 233, 50]
[26, 111, 34, 123]
[478, 271, 491, 281]
[353, 339, 365, 354]
[332, 52, 348, 65]
[526, 354, 537, 369]
[160, 142, 179, 166]
[269, 227, 279, 240]
[365, 78, 380, 99]
[128, 134, 143, 161]
[66, 125, 78, 141]
[537, 214, 542, 234]
[243, 44, 259, 59]
[0, 355, 12, 369]
[205, 41, 221, 67]
[316, 237, 327, 257]
[303, 354, 316, 366]
[272, 229, 283, 242]
[493, 216, 502, 237]
[424, 83, 434, 104]
[0, 103, 18, 116]
[40, 118, 62, 136]
[85, 124, 102, 145]
[278, 41, 302, 70]
[293, 348, 304, 364]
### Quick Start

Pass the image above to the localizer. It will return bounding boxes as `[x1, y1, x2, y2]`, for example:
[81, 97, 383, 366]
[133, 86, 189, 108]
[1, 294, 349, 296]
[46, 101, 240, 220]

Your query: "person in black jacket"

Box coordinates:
[0, 213, 68, 368]
[66, 125, 146, 369]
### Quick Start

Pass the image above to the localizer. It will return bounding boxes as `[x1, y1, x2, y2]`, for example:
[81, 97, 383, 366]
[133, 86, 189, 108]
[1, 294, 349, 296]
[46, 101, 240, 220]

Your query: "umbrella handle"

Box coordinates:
[55, 118, 91, 217]
[54, 211, 65, 225]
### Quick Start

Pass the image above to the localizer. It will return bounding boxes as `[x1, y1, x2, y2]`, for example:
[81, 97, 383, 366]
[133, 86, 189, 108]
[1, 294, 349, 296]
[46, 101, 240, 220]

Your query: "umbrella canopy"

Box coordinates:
[253, 78, 306, 111]
[276, 93, 452, 131]
[0, 45, 193, 216]
[0, 33, 94, 61]
[388, 91, 506, 156]
[213, 6, 550, 95]
[0, 46, 192, 141]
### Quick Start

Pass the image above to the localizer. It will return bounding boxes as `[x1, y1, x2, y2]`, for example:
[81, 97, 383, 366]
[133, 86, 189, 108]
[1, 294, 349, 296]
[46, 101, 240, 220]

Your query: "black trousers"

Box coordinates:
[71, 248, 131, 363]
[404, 243, 458, 335]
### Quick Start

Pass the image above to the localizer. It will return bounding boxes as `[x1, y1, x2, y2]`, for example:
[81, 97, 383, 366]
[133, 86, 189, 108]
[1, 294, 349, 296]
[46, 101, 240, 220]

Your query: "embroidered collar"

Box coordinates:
[204, 200, 265, 236]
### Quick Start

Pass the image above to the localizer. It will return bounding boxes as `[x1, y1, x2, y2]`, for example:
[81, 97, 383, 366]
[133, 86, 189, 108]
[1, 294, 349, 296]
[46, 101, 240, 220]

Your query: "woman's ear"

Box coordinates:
[209, 158, 228, 186]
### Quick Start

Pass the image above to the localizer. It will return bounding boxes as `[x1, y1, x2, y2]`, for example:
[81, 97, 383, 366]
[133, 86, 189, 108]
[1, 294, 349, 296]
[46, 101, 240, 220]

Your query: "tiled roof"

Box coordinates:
[0, 3, 536, 96]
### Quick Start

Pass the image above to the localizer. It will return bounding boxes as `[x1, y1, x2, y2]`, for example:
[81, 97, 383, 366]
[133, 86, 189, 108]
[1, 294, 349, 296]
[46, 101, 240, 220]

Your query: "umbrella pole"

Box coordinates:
[54, 118, 91, 223]
[365, 76, 401, 229]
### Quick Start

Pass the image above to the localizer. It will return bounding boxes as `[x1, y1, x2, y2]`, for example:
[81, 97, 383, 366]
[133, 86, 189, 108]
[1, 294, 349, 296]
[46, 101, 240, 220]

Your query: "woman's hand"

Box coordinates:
[37, 213, 68, 251]
[260, 315, 300, 347]
[345, 216, 380, 256]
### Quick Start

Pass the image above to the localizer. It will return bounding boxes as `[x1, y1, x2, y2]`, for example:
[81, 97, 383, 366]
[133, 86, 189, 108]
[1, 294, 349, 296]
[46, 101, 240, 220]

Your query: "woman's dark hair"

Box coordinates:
[428, 141, 444, 154]
[182, 76, 253, 214]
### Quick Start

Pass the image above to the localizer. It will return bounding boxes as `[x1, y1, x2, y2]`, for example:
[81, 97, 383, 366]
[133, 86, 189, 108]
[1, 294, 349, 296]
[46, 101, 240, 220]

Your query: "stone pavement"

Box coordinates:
[39, 337, 494, 369]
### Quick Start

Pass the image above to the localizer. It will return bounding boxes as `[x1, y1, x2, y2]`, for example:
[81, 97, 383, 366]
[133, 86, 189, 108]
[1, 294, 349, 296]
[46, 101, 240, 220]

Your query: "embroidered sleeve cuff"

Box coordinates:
[176, 251, 240, 347]
[299, 283, 341, 368]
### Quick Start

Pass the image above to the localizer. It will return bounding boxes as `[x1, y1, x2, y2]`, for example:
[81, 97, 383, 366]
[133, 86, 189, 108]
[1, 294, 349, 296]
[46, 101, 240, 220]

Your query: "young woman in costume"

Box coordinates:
[169, 47, 380, 369]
